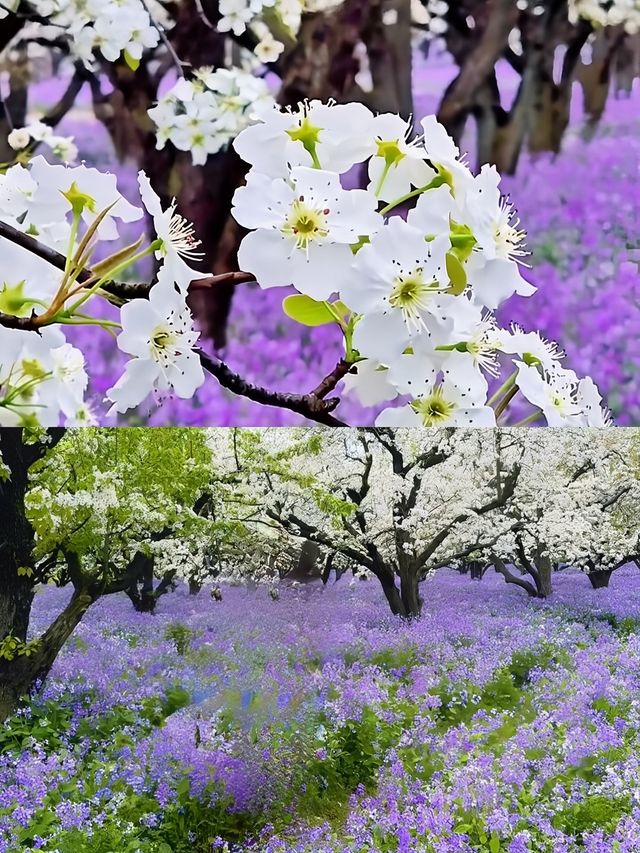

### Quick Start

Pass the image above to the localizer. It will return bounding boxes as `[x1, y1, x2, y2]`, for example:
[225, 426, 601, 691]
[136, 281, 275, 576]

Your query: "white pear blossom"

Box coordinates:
[230, 101, 611, 427]
[340, 359, 399, 406]
[367, 113, 435, 202]
[497, 325, 564, 370]
[0, 97, 612, 428]
[8, 121, 78, 163]
[569, 0, 640, 34]
[233, 100, 378, 178]
[217, 0, 344, 45]
[233, 166, 381, 299]
[515, 362, 584, 426]
[106, 275, 204, 415]
[25, 156, 143, 240]
[376, 377, 495, 427]
[148, 67, 276, 167]
[26, 0, 160, 66]
[138, 171, 203, 291]
[0, 327, 87, 426]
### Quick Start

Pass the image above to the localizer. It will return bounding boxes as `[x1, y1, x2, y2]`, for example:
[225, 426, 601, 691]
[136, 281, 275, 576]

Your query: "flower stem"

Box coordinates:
[487, 371, 517, 407]
[379, 176, 443, 216]
[494, 385, 520, 419]
[512, 411, 543, 426]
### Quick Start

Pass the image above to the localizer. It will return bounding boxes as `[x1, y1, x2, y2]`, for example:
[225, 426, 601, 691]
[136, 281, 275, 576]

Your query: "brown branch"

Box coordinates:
[196, 349, 347, 426]
[309, 358, 353, 399]
[190, 271, 256, 289]
[41, 67, 87, 129]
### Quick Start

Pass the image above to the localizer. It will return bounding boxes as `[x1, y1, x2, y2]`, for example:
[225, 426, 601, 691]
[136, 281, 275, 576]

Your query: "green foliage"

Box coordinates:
[164, 622, 196, 655]
[455, 812, 504, 852]
[0, 696, 75, 753]
[26, 428, 215, 584]
[0, 635, 40, 661]
[552, 795, 631, 839]
[594, 612, 640, 637]
[591, 696, 632, 724]
[282, 294, 350, 327]
[366, 645, 420, 680]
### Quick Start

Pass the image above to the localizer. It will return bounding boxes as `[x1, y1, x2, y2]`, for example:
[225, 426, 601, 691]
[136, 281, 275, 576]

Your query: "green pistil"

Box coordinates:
[287, 117, 323, 168]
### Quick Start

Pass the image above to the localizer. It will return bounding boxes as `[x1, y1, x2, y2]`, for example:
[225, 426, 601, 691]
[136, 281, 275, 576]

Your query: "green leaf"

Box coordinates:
[282, 294, 349, 327]
[489, 832, 501, 853]
[445, 252, 467, 295]
[123, 50, 140, 71]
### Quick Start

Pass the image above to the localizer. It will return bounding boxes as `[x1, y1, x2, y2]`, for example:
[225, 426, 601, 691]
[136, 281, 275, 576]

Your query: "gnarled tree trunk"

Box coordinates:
[588, 569, 613, 589]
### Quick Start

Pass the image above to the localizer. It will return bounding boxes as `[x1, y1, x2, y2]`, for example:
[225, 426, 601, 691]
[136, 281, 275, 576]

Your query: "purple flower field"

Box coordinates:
[41, 53, 640, 426]
[3, 565, 640, 852]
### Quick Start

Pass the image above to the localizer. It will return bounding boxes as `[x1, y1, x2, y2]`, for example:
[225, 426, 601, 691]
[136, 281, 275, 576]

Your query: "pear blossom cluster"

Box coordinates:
[569, 0, 640, 32]
[231, 101, 612, 428]
[0, 156, 205, 425]
[23, 0, 163, 66]
[217, 0, 343, 63]
[148, 67, 275, 166]
[411, 0, 448, 38]
[0, 326, 90, 426]
[7, 121, 78, 164]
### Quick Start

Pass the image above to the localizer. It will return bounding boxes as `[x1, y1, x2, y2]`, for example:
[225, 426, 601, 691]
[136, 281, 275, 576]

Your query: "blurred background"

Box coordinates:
[1, 0, 638, 424]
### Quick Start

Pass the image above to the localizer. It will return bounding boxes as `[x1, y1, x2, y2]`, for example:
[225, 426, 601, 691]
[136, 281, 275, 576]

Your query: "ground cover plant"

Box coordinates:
[3, 567, 640, 852]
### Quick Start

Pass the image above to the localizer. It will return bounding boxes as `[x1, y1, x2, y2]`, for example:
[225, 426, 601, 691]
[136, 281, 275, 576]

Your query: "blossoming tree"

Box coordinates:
[0, 426, 217, 720]
[488, 429, 640, 596]
[213, 427, 640, 613]
[217, 427, 529, 616]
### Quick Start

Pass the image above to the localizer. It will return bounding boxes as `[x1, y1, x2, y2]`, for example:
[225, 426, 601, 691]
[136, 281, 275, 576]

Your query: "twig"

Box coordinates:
[138, 0, 186, 77]
[41, 66, 87, 129]
[309, 358, 353, 399]
[0, 219, 254, 304]
[197, 349, 348, 426]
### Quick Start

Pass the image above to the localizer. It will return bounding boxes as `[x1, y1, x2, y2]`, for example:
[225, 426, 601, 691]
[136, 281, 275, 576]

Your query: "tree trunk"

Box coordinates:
[469, 561, 485, 580]
[0, 46, 30, 163]
[493, 555, 539, 597]
[125, 554, 158, 612]
[536, 553, 553, 598]
[588, 569, 612, 589]
[0, 430, 38, 646]
[291, 540, 322, 580]
[0, 589, 93, 722]
[437, 0, 518, 143]
[577, 29, 620, 138]
[380, 576, 405, 616]
[399, 570, 421, 618]
[188, 579, 202, 596]
[0, 579, 34, 645]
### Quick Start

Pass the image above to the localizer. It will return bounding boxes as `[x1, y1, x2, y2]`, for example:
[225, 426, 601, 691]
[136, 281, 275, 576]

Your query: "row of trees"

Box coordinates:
[435, 0, 640, 173]
[227, 428, 640, 610]
[1, 426, 638, 720]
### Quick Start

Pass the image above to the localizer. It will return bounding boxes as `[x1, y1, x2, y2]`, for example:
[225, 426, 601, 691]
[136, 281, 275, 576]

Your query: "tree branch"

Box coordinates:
[197, 349, 347, 426]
